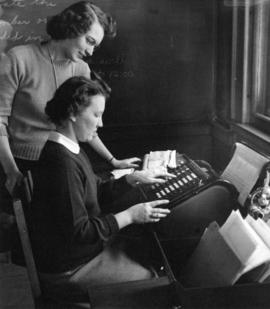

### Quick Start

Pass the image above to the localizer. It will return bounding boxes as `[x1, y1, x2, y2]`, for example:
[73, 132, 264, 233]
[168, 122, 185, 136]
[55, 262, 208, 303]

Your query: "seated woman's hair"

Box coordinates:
[45, 76, 110, 126]
[46, 1, 116, 40]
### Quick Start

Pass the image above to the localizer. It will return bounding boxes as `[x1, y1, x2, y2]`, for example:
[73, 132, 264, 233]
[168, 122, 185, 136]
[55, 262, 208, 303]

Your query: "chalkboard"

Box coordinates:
[0, 0, 74, 47]
[0, 0, 216, 126]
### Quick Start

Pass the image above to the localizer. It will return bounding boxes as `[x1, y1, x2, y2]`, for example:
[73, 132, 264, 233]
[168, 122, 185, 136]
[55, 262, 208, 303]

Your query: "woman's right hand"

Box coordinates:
[5, 168, 23, 195]
[127, 199, 170, 224]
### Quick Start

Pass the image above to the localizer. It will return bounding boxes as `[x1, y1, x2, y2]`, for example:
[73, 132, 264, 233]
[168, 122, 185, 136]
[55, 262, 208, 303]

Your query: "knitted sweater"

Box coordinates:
[0, 43, 90, 160]
[29, 139, 132, 273]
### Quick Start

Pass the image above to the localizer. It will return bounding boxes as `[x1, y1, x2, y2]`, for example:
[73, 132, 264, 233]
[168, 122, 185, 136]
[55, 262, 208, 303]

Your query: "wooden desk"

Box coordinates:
[88, 276, 172, 309]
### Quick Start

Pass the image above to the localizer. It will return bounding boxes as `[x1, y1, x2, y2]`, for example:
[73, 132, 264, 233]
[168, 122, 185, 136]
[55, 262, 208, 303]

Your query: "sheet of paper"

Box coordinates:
[246, 216, 270, 249]
[219, 210, 270, 282]
[219, 210, 257, 266]
[148, 150, 170, 169]
[111, 168, 134, 179]
[245, 215, 270, 282]
[145, 150, 176, 170]
[168, 150, 177, 168]
[221, 143, 269, 205]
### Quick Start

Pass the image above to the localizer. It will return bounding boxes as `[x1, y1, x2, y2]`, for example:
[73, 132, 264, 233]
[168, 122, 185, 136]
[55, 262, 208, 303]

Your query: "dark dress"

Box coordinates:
[28, 139, 153, 300]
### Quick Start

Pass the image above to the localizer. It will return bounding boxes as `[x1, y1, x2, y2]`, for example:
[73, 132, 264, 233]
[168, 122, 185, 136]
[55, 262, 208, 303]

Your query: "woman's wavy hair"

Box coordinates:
[45, 76, 110, 126]
[46, 1, 116, 40]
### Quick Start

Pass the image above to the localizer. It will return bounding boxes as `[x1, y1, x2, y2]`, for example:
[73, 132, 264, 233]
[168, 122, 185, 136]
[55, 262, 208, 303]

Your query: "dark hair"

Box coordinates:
[46, 1, 116, 40]
[45, 76, 110, 126]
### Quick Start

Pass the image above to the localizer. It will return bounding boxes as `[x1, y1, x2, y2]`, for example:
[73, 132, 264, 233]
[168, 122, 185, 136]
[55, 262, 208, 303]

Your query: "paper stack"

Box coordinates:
[183, 210, 270, 288]
[142, 150, 176, 170]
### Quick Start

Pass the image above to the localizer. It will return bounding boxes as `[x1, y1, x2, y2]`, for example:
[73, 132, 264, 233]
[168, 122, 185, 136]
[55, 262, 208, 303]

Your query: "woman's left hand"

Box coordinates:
[111, 157, 141, 169]
[126, 167, 175, 186]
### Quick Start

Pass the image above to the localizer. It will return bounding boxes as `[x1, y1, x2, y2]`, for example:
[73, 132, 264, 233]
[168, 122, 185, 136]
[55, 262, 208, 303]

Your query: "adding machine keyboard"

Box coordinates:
[138, 154, 219, 208]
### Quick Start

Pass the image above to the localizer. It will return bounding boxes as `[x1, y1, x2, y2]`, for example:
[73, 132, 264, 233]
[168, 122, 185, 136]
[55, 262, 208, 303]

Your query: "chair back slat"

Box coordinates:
[26, 170, 33, 197]
[12, 172, 42, 300]
[22, 177, 32, 205]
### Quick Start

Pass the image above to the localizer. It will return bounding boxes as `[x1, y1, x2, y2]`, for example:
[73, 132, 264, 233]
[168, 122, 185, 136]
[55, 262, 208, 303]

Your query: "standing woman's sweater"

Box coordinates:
[0, 43, 90, 160]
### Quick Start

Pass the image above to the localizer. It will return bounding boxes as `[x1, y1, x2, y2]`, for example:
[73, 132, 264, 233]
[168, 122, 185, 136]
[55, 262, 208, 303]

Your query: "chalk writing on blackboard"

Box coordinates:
[97, 70, 135, 80]
[37, 17, 46, 24]
[2, 0, 56, 8]
[0, 30, 43, 42]
[109, 71, 134, 79]
[92, 55, 126, 66]
[0, 0, 60, 47]
[10, 14, 30, 24]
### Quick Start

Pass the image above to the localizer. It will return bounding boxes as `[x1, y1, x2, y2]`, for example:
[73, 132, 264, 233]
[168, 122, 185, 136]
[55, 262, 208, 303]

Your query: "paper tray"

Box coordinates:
[170, 227, 270, 308]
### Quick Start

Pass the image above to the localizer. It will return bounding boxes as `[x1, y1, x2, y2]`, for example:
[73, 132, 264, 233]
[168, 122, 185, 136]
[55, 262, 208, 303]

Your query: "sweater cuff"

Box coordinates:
[106, 213, 120, 235]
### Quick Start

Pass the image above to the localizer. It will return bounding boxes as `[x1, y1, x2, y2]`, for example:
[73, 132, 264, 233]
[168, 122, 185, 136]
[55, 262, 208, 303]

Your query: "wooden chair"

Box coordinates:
[12, 171, 175, 309]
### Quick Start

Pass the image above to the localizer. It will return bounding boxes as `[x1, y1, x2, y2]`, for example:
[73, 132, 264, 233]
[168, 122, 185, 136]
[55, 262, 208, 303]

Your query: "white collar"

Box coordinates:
[48, 131, 80, 154]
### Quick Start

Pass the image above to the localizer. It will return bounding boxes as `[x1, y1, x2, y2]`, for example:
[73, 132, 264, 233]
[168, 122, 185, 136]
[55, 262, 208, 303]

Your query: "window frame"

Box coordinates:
[252, 1, 270, 132]
[231, 0, 270, 134]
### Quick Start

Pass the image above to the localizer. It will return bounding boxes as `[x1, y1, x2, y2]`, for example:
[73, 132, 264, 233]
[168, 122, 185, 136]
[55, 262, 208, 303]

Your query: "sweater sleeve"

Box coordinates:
[96, 174, 133, 207]
[0, 51, 19, 117]
[35, 151, 119, 246]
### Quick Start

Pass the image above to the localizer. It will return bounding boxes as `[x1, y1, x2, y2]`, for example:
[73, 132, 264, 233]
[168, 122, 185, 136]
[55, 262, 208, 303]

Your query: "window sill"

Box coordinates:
[231, 123, 270, 155]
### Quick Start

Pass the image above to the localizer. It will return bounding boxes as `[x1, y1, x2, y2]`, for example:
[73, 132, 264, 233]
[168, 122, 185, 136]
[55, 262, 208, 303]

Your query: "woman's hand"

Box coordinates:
[126, 167, 175, 186]
[127, 199, 170, 224]
[5, 167, 23, 195]
[111, 157, 141, 169]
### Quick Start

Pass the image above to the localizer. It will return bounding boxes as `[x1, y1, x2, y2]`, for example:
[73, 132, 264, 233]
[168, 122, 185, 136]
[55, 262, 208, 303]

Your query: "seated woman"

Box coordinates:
[28, 76, 173, 301]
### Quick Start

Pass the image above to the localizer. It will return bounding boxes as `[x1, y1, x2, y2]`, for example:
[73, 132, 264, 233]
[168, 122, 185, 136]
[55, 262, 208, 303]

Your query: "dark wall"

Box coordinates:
[212, 2, 233, 171]
[91, 0, 217, 161]
[215, 1, 232, 124]
[0, 0, 217, 161]
[89, 0, 216, 125]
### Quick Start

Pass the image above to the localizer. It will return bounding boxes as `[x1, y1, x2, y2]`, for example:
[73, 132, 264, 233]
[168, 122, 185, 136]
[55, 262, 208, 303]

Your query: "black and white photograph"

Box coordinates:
[1, 0, 270, 308]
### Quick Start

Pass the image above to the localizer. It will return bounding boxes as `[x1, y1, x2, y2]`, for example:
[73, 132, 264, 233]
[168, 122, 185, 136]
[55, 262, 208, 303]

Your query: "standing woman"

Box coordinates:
[0, 1, 139, 253]
[0, 1, 139, 195]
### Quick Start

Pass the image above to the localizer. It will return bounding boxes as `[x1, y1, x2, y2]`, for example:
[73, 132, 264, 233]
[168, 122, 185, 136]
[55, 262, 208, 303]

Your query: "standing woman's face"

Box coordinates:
[64, 21, 104, 62]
